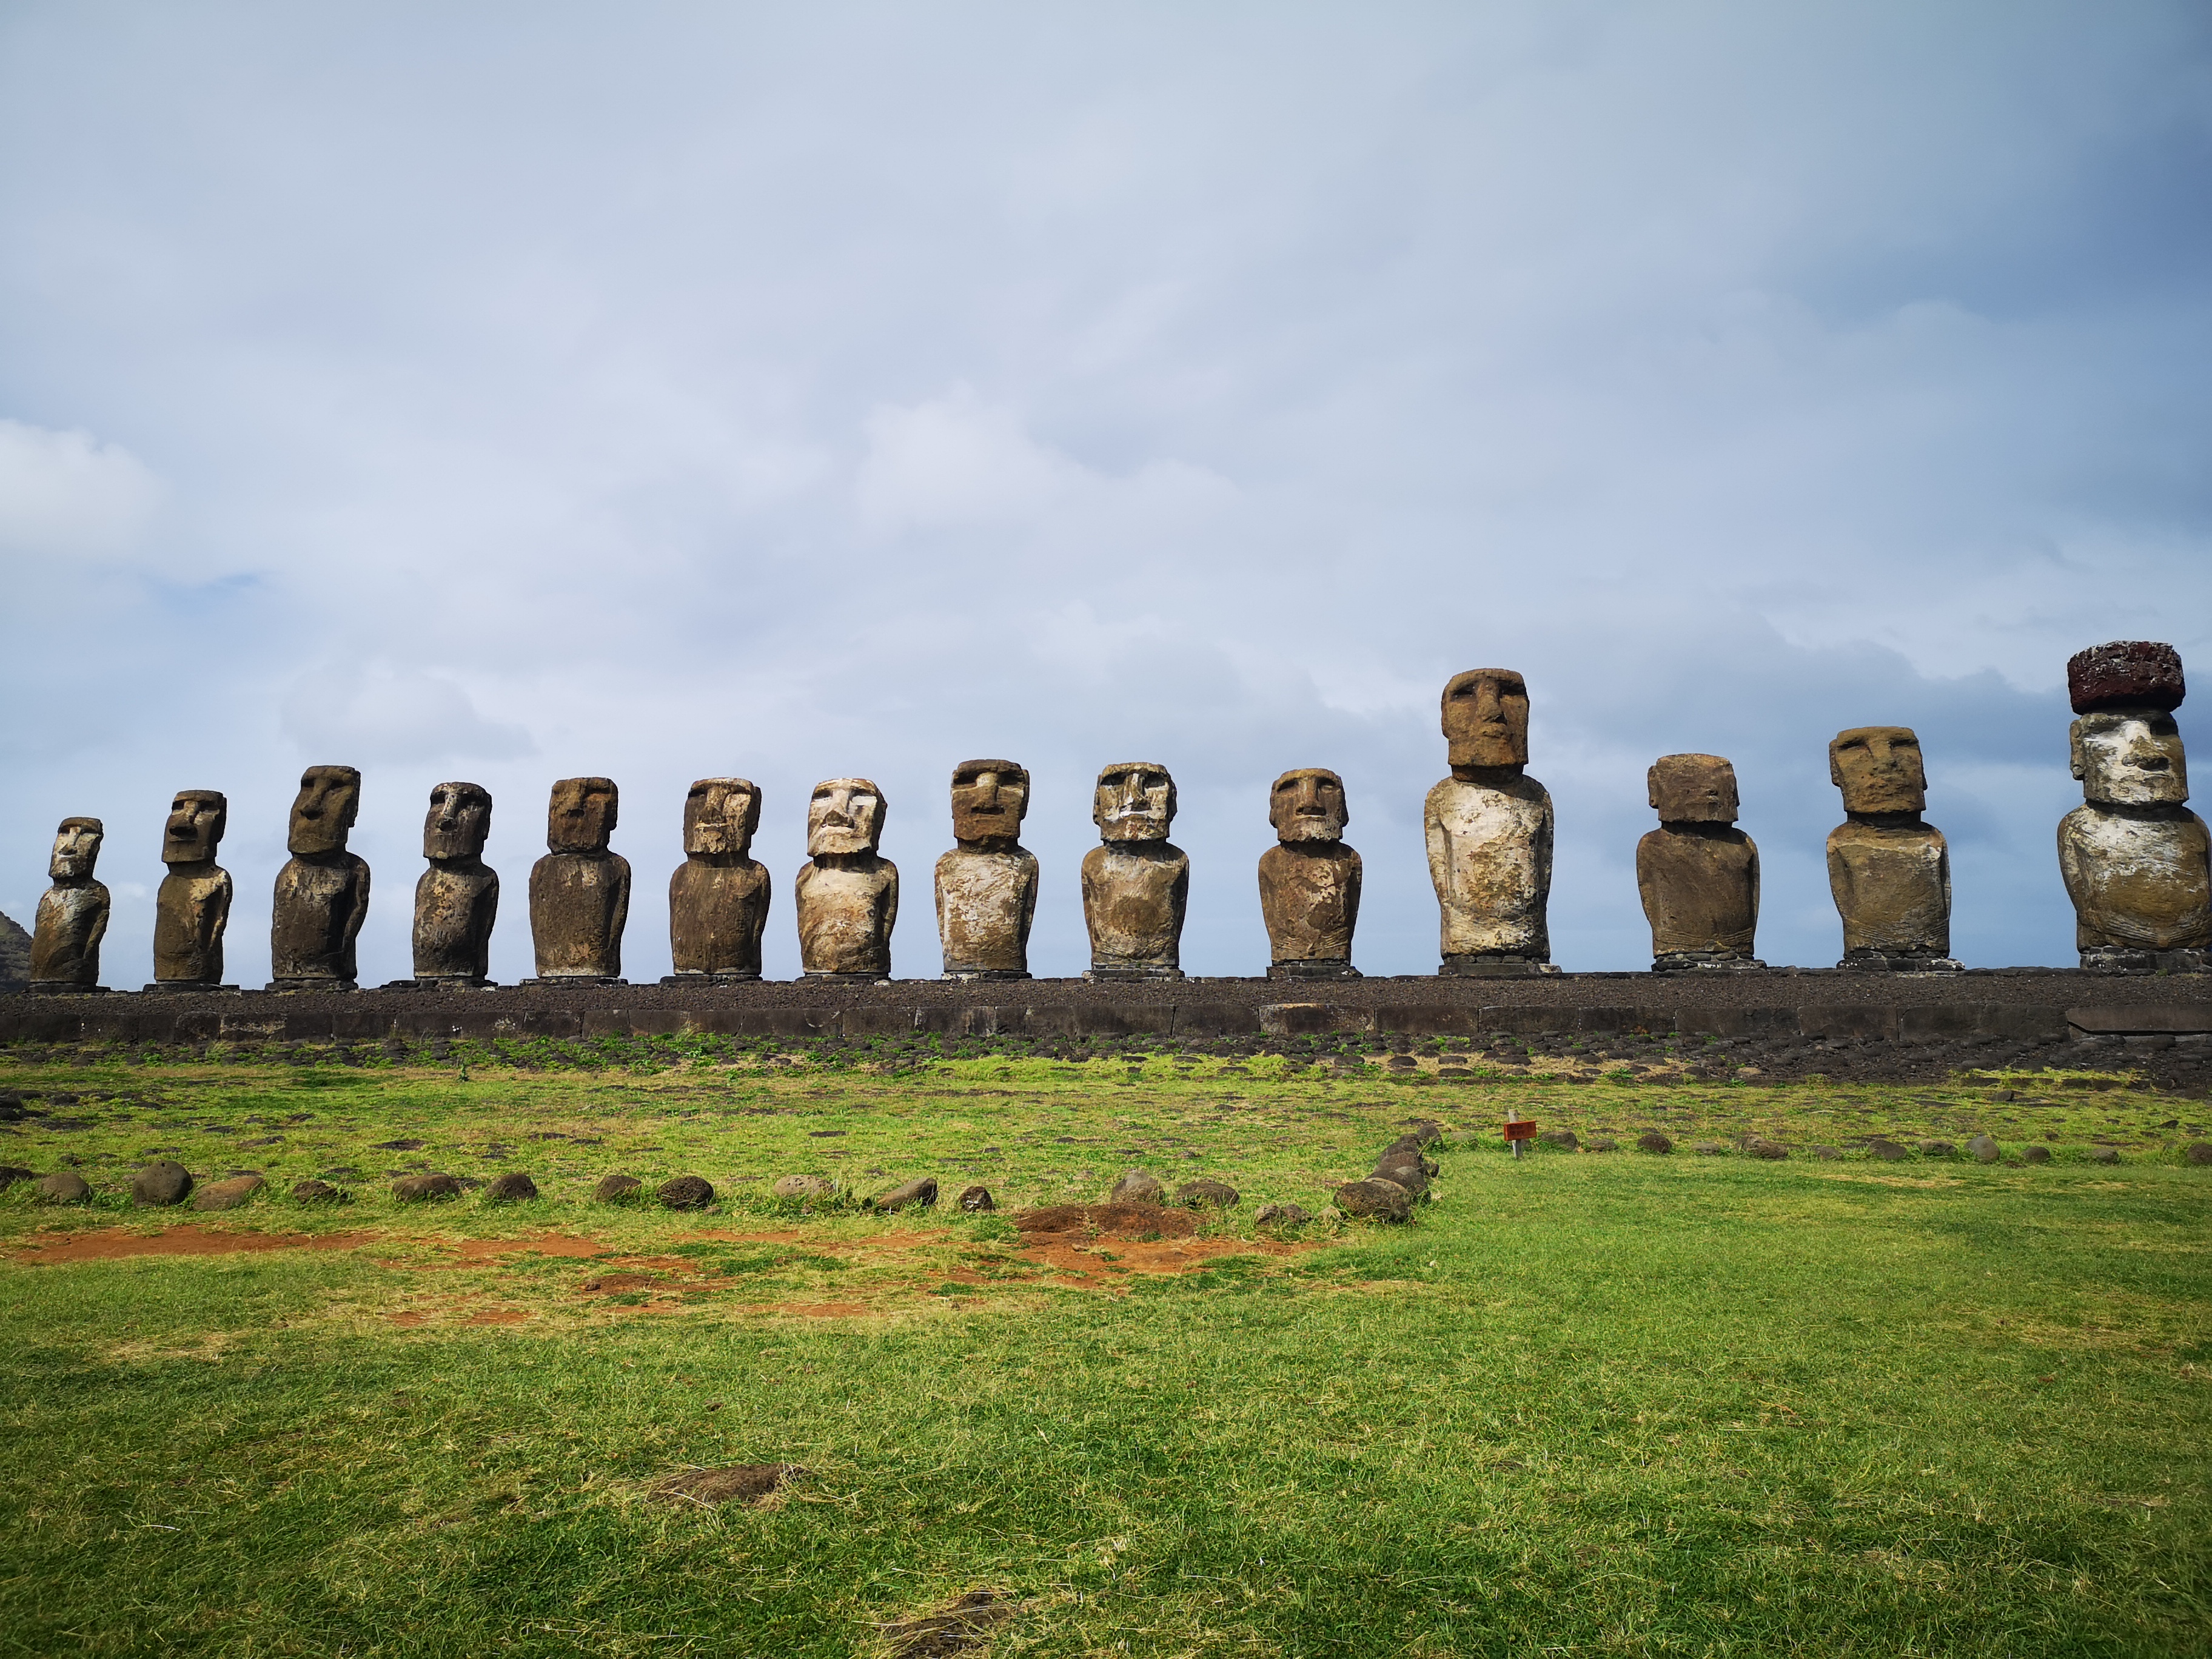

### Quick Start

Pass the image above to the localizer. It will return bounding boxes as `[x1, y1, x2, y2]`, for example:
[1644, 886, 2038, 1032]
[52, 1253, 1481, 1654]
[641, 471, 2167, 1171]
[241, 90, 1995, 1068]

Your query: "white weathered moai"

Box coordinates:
[796, 778, 897, 979]
[936, 760, 1037, 980]
[1424, 669, 1555, 974]
[1082, 763, 1188, 980]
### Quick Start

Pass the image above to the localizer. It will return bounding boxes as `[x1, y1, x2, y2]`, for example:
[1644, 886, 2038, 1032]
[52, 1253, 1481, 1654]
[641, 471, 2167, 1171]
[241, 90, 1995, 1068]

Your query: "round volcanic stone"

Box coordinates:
[393, 1173, 463, 1201]
[484, 1171, 539, 1202]
[2087, 1145, 2120, 1164]
[594, 1173, 643, 1203]
[192, 1175, 264, 1212]
[290, 1179, 346, 1202]
[131, 1161, 194, 1207]
[2185, 1142, 2212, 1165]
[36, 1171, 90, 1204]
[1175, 1178, 1239, 1209]
[1968, 1134, 2001, 1164]
[1918, 1140, 1957, 1159]
[1741, 1135, 1788, 1161]
[1868, 1139, 1908, 1162]
[957, 1184, 995, 1212]
[870, 1176, 937, 1212]
[1636, 1131, 1674, 1155]
[1109, 1170, 1165, 1205]
[1254, 1202, 1311, 1225]
[1537, 1128, 1580, 1150]
[2023, 1145, 2053, 1164]
[1372, 1161, 1430, 1197]
[774, 1174, 836, 1200]
[1333, 1179, 1413, 1222]
[657, 1175, 716, 1210]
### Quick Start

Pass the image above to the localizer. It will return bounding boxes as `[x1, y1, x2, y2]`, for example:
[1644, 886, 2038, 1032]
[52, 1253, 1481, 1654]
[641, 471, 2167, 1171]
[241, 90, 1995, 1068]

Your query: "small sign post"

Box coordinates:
[1503, 1118, 1538, 1161]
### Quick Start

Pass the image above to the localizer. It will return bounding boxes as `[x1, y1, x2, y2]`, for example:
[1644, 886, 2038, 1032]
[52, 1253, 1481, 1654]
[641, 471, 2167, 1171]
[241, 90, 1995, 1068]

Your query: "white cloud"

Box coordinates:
[0, 419, 163, 556]
[280, 664, 535, 767]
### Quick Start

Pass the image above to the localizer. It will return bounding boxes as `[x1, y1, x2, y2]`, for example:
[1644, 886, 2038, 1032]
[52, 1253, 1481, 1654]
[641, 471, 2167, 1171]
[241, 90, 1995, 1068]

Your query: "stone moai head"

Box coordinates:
[423, 782, 493, 860]
[2068, 640, 2190, 807]
[1830, 727, 1926, 815]
[163, 791, 227, 865]
[287, 765, 361, 856]
[1269, 768, 1348, 843]
[547, 777, 618, 854]
[1442, 669, 1530, 769]
[685, 778, 762, 857]
[1094, 763, 1175, 843]
[49, 817, 103, 882]
[808, 778, 885, 857]
[1650, 754, 1740, 824]
[950, 760, 1030, 842]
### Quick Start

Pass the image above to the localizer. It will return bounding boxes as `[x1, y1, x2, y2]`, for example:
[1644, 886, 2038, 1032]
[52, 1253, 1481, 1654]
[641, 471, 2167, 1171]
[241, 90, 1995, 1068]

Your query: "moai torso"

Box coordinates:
[529, 853, 630, 977]
[1828, 820, 1950, 957]
[415, 863, 500, 980]
[2057, 806, 2211, 950]
[1638, 824, 1760, 957]
[30, 885, 108, 986]
[669, 858, 771, 976]
[1423, 774, 1553, 959]
[1082, 842, 1188, 970]
[796, 856, 898, 975]
[1259, 843, 1362, 963]
[154, 866, 233, 984]
[936, 847, 1037, 975]
[272, 853, 371, 982]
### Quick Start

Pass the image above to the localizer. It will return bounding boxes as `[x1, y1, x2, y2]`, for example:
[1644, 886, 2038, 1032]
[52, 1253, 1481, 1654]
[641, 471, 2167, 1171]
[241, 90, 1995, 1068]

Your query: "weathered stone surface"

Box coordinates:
[957, 1184, 996, 1212]
[1333, 1178, 1414, 1221]
[1175, 1178, 1239, 1209]
[132, 1160, 193, 1205]
[1259, 768, 1362, 977]
[291, 1178, 344, 1202]
[153, 791, 232, 987]
[796, 779, 897, 979]
[529, 778, 630, 981]
[2087, 1144, 2120, 1164]
[2059, 655, 2210, 968]
[271, 766, 370, 988]
[1371, 1161, 1430, 1196]
[193, 1174, 264, 1211]
[1083, 765, 1188, 980]
[37, 1171, 90, 1204]
[1427, 668, 1553, 971]
[414, 782, 499, 984]
[936, 761, 1037, 980]
[394, 1173, 462, 1201]
[1639, 755, 1761, 970]
[1254, 1202, 1311, 1225]
[2023, 1144, 2053, 1164]
[1401, 1119, 1444, 1145]
[1741, 1134, 1787, 1160]
[774, 1174, 837, 1200]
[1109, 1170, 1165, 1204]
[484, 1171, 539, 1202]
[1917, 1139, 1956, 1159]
[668, 779, 769, 980]
[1586, 1136, 1620, 1152]
[1809, 1145, 1843, 1160]
[1968, 1133, 2001, 1164]
[594, 1173, 642, 1202]
[1827, 728, 1956, 968]
[1868, 1138, 1908, 1161]
[2069, 640, 2185, 714]
[870, 1176, 937, 1212]
[2180, 1141, 2211, 1165]
[657, 1174, 716, 1210]
[29, 817, 108, 989]
[1637, 1130, 1674, 1154]
[1537, 1128, 1579, 1150]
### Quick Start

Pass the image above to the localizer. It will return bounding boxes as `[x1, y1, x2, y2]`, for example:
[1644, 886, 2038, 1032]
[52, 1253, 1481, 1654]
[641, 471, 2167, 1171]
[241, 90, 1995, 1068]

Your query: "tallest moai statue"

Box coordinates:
[1424, 669, 1555, 974]
[2058, 641, 2210, 974]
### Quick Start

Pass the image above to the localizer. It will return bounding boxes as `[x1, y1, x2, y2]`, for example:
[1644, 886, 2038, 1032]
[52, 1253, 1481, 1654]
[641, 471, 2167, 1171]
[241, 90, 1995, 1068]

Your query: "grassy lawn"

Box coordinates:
[1, 1047, 2208, 1656]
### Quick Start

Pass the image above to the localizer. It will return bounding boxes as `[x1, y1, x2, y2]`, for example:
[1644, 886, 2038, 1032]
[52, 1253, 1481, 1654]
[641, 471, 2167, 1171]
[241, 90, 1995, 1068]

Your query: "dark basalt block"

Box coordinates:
[2068, 640, 2185, 714]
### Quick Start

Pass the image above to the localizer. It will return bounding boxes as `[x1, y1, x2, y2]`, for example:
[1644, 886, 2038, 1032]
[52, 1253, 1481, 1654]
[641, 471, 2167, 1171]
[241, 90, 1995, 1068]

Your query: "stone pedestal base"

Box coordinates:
[661, 971, 762, 986]
[384, 977, 500, 991]
[800, 971, 886, 984]
[519, 977, 628, 987]
[1439, 954, 1559, 977]
[2080, 947, 2210, 975]
[1838, 951, 1963, 973]
[142, 982, 240, 994]
[1085, 964, 1185, 982]
[941, 968, 1031, 982]
[1652, 952, 1767, 973]
[266, 979, 357, 993]
[1268, 959, 1362, 980]
[29, 981, 105, 994]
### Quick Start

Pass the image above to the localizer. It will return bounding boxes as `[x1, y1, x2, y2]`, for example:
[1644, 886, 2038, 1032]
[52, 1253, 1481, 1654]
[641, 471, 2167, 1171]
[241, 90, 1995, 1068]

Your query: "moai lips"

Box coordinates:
[152, 791, 232, 988]
[413, 782, 498, 985]
[29, 817, 108, 991]
[1826, 728, 1957, 970]
[1082, 763, 1188, 980]
[1638, 754, 1763, 971]
[936, 760, 1037, 979]
[1424, 669, 1554, 974]
[1258, 768, 1362, 979]
[796, 778, 897, 979]
[667, 778, 771, 982]
[270, 766, 369, 990]
[528, 777, 630, 982]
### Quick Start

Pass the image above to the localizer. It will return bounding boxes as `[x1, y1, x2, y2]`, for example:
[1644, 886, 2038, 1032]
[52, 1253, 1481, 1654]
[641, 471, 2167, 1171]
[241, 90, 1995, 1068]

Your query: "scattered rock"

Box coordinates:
[1174, 1178, 1239, 1209]
[774, 1174, 837, 1200]
[0, 1165, 33, 1189]
[1400, 1119, 1444, 1144]
[1333, 1178, 1414, 1222]
[957, 1185, 995, 1212]
[883, 1588, 1017, 1658]
[2023, 1145, 2052, 1164]
[1108, 1170, 1165, 1205]
[1537, 1128, 1580, 1150]
[192, 1174, 264, 1212]
[657, 1174, 716, 1210]
[1968, 1134, 2001, 1164]
[1372, 1161, 1430, 1197]
[291, 1178, 345, 1202]
[1691, 1141, 1729, 1156]
[649, 1463, 806, 1507]
[2088, 1145, 2120, 1165]
[484, 1171, 540, 1202]
[1917, 1139, 1957, 1159]
[1585, 1136, 1620, 1152]
[393, 1173, 463, 1201]
[1636, 1131, 1673, 1155]
[1868, 1139, 1908, 1162]
[131, 1160, 194, 1207]
[2184, 1142, 2212, 1165]
[593, 1173, 642, 1203]
[1741, 1135, 1788, 1161]
[1810, 1145, 1842, 1161]
[870, 1176, 937, 1212]
[36, 1171, 90, 1204]
[1253, 1202, 1311, 1225]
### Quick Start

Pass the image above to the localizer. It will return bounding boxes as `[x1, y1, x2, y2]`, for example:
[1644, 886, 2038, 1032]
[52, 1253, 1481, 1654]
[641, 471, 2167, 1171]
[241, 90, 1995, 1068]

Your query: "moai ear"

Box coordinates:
[2068, 722, 2088, 782]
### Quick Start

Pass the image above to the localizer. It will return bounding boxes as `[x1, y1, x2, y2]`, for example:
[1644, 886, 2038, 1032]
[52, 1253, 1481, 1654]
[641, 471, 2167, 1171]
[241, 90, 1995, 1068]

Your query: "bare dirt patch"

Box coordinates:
[8, 1226, 381, 1264]
[1014, 1202, 1199, 1241]
[650, 1463, 805, 1506]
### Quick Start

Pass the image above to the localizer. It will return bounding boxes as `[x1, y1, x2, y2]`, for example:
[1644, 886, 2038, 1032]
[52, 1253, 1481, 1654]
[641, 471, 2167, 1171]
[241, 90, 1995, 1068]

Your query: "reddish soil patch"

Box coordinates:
[9, 1226, 380, 1265]
[1014, 1202, 1198, 1241]
[466, 1310, 531, 1326]
[581, 1271, 665, 1293]
[1014, 1232, 1307, 1284]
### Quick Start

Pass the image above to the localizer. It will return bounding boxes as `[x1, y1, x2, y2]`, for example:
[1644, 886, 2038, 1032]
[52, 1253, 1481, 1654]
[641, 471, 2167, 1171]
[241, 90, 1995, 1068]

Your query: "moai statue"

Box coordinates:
[2057, 641, 2210, 973]
[796, 777, 897, 979]
[1082, 762, 1188, 980]
[1827, 728, 1959, 971]
[270, 765, 369, 990]
[1637, 754, 1763, 971]
[412, 782, 498, 987]
[1424, 669, 1555, 974]
[666, 777, 771, 983]
[151, 790, 233, 989]
[528, 777, 629, 983]
[1258, 768, 1362, 979]
[936, 760, 1037, 980]
[28, 817, 108, 991]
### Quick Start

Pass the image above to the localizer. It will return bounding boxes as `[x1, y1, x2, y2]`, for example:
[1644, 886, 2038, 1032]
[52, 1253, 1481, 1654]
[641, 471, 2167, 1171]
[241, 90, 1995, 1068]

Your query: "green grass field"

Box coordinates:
[2, 1047, 2208, 1657]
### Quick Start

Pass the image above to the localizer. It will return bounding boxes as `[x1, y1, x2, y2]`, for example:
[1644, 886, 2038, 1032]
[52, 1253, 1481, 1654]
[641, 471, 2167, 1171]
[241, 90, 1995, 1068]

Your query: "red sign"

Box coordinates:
[1503, 1119, 1538, 1142]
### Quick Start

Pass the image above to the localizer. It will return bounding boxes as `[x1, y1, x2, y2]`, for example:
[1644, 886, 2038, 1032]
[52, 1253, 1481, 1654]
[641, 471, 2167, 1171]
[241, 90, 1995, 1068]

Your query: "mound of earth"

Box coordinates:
[1014, 1202, 1197, 1240]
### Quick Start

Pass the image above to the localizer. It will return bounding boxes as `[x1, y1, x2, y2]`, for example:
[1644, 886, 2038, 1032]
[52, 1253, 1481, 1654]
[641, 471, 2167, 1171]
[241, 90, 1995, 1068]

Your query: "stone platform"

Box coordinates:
[2, 968, 2206, 1046]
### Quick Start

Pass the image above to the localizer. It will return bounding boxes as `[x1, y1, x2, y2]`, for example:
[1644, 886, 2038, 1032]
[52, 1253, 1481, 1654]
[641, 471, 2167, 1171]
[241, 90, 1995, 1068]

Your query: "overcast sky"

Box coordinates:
[3, 1, 2209, 987]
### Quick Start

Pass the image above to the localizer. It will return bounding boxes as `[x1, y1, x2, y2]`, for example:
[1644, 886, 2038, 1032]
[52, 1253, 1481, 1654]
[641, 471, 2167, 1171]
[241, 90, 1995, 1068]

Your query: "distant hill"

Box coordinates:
[0, 908, 31, 984]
